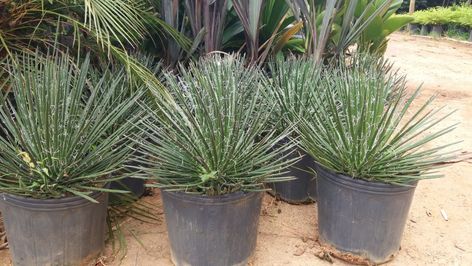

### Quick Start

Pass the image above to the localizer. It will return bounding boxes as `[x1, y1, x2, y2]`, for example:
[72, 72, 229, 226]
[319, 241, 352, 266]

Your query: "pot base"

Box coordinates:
[0, 192, 108, 266]
[316, 165, 417, 263]
[268, 148, 317, 204]
[162, 190, 262, 266]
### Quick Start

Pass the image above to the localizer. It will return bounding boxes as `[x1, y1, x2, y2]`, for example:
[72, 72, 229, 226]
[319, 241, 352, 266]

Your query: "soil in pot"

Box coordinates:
[268, 148, 317, 204]
[0, 191, 108, 266]
[161, 190, 263, 266]
[315, 164, 417, 263]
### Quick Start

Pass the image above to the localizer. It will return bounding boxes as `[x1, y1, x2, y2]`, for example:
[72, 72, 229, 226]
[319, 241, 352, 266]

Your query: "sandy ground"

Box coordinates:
[1, 33, 471, 265]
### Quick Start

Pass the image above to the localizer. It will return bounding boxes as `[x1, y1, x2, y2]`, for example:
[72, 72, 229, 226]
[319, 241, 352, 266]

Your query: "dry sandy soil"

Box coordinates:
[1, 33, 471, 265]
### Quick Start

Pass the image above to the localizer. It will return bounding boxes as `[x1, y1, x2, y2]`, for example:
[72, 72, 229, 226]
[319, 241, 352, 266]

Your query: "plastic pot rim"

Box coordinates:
[316, 164, 418, 195]
[161, 190, 261, 205]
[0, 190, 105, 211]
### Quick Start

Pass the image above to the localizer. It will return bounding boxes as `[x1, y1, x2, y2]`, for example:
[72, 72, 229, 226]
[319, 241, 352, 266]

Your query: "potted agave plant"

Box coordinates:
[137, 55, 297, 266]
[0, 53, 144, 265]
[298, 58, 458, 263]
[267, 58, 323, 203]
[108, 56, 163, 200]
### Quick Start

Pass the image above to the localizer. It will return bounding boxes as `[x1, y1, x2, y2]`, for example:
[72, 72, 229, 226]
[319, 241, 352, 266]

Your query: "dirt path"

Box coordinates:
[376, 33, 472, 265]
[1, 33, 471, 265]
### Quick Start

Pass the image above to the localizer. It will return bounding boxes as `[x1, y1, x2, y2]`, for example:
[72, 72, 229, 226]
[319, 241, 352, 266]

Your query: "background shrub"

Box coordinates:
[412, 4, 472, 27]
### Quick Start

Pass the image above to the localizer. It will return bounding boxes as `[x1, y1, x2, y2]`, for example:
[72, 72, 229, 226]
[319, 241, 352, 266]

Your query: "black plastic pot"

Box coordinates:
[110, 177, 145, 198]
[432, 25, 443, 36]
[316, 164, 417, 263]
[408, 23, 419, 34]
[110, 154, 146, 199]
[420, 25, 429, 35]
[0, 191, 108, 266]
[269, 148, 317, 203]
[162, 190, 263, 266]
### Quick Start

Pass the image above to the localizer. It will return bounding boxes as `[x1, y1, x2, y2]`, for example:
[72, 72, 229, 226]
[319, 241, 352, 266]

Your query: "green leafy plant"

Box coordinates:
[259, 0, 303, 58]
[427, 7, 455, 25]
[137, 55, 298, 196]
[413, 4, 472, 26]
[155, 0, 305, 65]
[412, 9, 433, 25]
[269, 57, 322, 131]
[356, 0, 414, 54]
[0, 0, 150, 58]
[231, 0, 303, 64]
[298, 56, 458, 184]
[0, 53, 145, 200]
[454, 4, 472, 28]
[287, 0, 338, 61]
[0, 0, 188, 101]
[287, 0, 402, 61]
[446, 25, 470, 40]
[269, 54, 404, 133]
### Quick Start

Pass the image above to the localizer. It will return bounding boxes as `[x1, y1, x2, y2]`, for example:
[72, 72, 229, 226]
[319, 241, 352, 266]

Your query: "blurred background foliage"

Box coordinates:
[0, 0, 414, 73]
[398, 0, 471, 13]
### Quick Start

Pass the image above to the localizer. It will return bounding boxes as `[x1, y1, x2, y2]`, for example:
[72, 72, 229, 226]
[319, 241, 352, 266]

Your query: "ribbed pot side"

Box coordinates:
[269, 147, 317, 203]
[162, 190, 263, 266]
[0, 192, 108, 266]
[316, 165, 417, 263]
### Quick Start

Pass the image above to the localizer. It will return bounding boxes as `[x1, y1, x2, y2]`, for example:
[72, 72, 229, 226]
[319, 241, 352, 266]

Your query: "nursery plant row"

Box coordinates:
[0, 1, 460, 266]
[0, 52, 457, 266]
[411, 4, 472, 41]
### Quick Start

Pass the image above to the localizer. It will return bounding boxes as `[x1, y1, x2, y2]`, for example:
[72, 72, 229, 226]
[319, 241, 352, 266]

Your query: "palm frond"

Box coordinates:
[81, 0, 148, 49]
